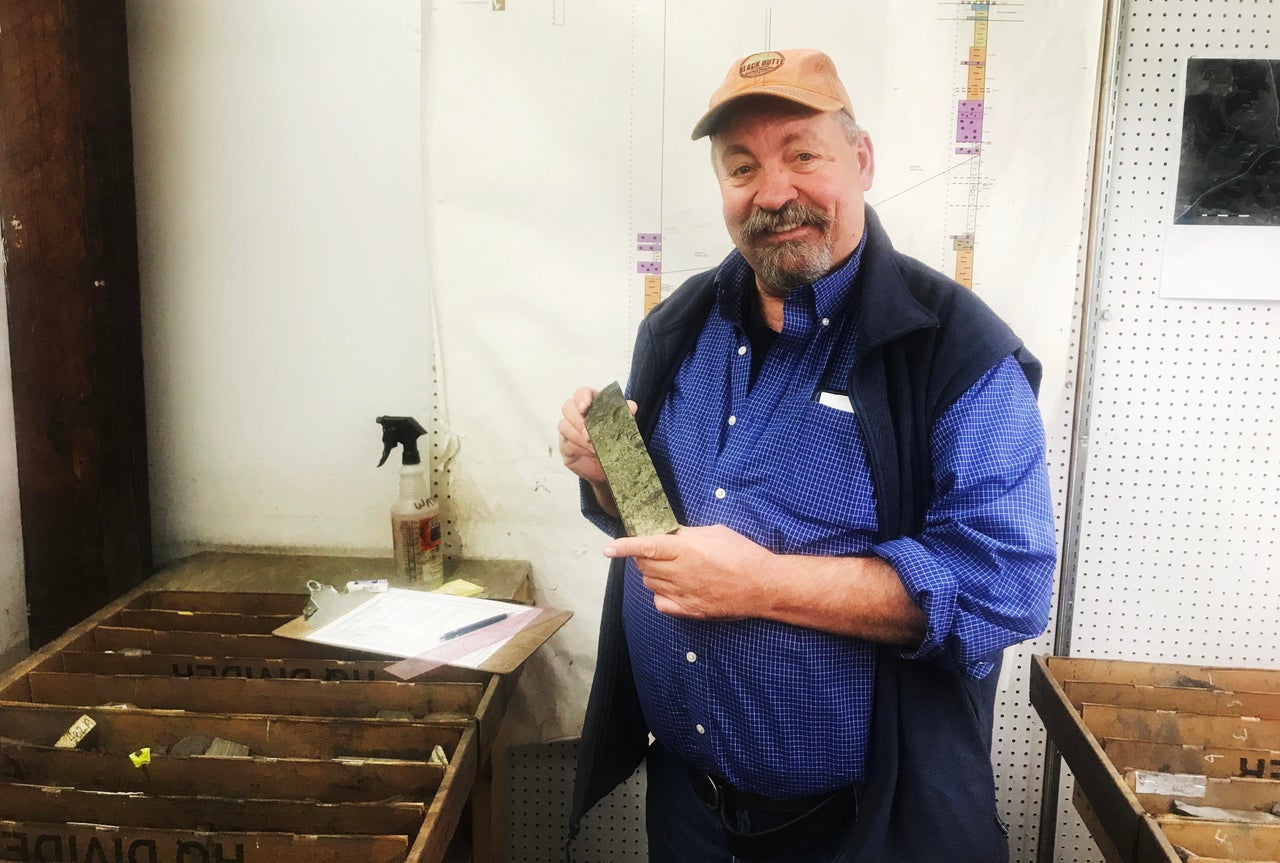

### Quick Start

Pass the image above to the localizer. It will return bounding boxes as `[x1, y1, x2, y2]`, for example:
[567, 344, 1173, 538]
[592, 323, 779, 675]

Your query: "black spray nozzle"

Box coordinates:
[376, 415, 427, 467]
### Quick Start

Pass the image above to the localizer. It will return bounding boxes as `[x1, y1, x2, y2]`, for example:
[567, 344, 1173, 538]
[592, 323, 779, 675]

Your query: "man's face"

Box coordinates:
[711, 101, 874, 298]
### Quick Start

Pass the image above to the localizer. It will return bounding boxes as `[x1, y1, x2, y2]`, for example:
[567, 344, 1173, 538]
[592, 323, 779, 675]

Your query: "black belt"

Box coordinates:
[687, 767, 858, 860]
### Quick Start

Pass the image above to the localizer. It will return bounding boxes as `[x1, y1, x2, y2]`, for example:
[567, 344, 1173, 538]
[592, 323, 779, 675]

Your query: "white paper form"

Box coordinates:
[302, 588, 535, 668]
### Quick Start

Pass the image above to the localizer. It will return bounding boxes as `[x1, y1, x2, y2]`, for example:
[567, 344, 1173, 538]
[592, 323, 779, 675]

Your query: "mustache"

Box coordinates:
[740, 202, 831, 243]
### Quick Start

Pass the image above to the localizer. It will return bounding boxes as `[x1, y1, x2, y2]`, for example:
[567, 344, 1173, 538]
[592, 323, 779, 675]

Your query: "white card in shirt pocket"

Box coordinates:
[815, 390, 855, 413]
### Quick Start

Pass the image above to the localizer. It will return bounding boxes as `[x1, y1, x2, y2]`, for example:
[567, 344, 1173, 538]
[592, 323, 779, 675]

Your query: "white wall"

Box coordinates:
[129, 0, 431, 563]
[0, 261, 30, 663]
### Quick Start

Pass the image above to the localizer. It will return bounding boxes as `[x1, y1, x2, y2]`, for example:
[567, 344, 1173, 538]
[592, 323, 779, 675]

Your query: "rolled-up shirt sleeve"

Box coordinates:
[871, 354, 1056, 679]
[580, 478, 623, 538]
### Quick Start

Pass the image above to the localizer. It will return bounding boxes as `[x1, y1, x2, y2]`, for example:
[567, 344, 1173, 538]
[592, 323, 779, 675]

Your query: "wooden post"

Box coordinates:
[0, 0, 150, 646]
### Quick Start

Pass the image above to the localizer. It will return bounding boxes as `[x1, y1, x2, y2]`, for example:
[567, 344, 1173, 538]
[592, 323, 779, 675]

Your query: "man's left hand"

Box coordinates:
[604, 525, 770, 620]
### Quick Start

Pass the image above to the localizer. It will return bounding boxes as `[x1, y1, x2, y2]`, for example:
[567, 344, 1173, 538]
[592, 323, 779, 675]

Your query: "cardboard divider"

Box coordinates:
[92, 625, 395, 661]
[0, 820, 408, 863]
[0, 781, 425, 834]
[1047, 657, 1280, 694]
[55, 650, 490, 683]
[1083, 703, 1280, 751]
[1127, 772, 1280, 814]
[1103, 738, 1280, 781]
[136, 590, 310, 615]
[1156, 818, 1280, 860]
[116, 608, 296, 634]
[1065, 680, 1280, 720]
[0, 701, 461, 759]
[0, 736, 442, 802]
[14, 671, 483, 720]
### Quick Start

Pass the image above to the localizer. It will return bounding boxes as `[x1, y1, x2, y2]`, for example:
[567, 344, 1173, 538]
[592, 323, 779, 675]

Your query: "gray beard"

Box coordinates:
[751, 240, 833, 298]
[738, 202, 834, 298]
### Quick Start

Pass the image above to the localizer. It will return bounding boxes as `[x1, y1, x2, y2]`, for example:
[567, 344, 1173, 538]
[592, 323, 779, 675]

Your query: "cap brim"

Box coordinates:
[691, 87, 847, 139]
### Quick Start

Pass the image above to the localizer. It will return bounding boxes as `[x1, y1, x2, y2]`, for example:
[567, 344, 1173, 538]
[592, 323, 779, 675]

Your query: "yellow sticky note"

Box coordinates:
[433, 579, 484, 597]
[129, 748, 151, 767]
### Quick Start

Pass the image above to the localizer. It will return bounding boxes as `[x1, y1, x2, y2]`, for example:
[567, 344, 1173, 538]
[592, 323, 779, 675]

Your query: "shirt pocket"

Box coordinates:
[761, 397, 879, 544]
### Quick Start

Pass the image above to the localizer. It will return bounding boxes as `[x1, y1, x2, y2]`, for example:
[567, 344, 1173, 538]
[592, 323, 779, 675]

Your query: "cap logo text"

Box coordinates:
[739, 51, 784, 78]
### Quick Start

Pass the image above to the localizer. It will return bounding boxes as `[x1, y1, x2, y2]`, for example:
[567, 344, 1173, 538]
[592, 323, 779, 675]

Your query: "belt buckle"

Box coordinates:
[690, 769, 722, 811]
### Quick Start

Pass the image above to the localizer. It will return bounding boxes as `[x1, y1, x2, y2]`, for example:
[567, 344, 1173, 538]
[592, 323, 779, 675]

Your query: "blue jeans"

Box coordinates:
[644, 741, 858, 863]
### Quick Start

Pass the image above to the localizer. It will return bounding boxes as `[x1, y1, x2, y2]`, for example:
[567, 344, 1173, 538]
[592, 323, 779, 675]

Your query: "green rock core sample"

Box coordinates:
[583, 381, 680, 537]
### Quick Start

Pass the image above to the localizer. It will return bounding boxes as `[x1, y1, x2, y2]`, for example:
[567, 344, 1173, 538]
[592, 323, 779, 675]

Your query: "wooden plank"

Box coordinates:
[1105, 738, 1280, 781]
[0, 0, 151, 650]
[92, 626, 393, 661]
[0, 737, 442, 803]
[1135, 814, 1187, 863]
[1156, 818, 1280, 860]
[1032, 656, 1148, 861]
[1071, 783, 1129, 863]
[1084, 704, 1280, 751]
[1066, 680, 1280, 720]
[0, 821, 407, 863]
[473, 669, 517, 766]
[0, 782, 424, 835]
[0, 702, 462, 759]
[409, 723, 478, 863]
[140, 589, 309, 615]
[1048, 657, 1280, 694]
[1128, 773, 1280, 816]
[56, 650, 492, 684]
[116, 608, 295, 634]
[21, 671, 483, 719]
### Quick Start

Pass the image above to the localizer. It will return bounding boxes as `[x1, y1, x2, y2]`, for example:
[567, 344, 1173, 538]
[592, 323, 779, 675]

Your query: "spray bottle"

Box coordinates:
[376, 415, 444, 589]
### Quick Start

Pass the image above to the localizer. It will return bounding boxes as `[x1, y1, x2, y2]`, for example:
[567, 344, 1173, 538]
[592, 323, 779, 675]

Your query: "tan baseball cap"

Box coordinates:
[691, 48, 855, 140]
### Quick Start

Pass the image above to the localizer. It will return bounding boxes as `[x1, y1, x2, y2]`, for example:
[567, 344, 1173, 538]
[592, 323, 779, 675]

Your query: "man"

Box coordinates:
[559, 48, 1055, 862]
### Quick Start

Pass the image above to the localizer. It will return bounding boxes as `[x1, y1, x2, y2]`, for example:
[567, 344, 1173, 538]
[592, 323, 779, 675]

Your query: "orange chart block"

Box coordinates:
[643, 275, 662, 314]
[967, 48, 987, 98]
[954, 249, 974, 288]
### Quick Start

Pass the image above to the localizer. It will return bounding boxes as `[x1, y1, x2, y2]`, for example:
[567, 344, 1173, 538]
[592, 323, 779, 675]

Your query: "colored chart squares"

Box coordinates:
[956, 99, 985, 143]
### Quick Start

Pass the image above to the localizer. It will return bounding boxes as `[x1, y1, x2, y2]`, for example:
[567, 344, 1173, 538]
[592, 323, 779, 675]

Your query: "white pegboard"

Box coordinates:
[506, 741, 648, 862]
[1051, 0, 1279, 861]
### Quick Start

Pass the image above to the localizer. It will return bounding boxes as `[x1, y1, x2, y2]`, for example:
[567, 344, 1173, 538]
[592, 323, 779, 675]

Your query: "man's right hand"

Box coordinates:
[558, 386, 636, 517]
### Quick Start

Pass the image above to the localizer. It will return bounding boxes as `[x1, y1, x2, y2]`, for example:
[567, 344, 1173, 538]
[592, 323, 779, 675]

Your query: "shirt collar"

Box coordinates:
[714, 229, 868, 326]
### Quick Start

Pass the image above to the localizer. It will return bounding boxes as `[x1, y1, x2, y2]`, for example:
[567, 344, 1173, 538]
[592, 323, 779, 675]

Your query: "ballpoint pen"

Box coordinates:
[440, 613, 509, 641]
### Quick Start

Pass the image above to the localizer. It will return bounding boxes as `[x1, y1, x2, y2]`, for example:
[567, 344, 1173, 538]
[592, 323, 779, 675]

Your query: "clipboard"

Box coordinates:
[273, 582, 571, 675]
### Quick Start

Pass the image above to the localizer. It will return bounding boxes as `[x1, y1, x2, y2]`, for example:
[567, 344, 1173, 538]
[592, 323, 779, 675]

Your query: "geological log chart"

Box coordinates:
[948, 1, 997, 288]
[640, 2, 1034, 311]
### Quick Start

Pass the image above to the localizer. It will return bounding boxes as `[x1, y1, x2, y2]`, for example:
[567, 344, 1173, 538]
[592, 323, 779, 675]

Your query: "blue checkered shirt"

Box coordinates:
[614, 241, 1055, 799]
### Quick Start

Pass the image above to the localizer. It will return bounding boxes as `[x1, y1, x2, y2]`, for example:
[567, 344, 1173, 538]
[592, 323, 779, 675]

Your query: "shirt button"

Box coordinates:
[822, 317, 830, 327]
[686, 651, 697, 663]
[737, 345, 747, 356]
[714, 488, 726, 500]
[727, 416, 736, 426]
[695, 724, 706, 735]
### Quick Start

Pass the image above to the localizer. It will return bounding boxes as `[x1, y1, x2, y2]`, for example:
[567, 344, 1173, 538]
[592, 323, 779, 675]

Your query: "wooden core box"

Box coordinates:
[0, 589, 503, 863]
[1032, 655, 1280, 863]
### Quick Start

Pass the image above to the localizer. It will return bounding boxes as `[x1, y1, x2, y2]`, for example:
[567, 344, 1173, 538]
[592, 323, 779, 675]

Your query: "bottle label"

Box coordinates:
[419, 515, 441, 552]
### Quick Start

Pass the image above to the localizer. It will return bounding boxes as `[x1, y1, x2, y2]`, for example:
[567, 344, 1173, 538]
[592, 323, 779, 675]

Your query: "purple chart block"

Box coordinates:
[637, 233, 662, 244]
[956, 99, 984, 143]
[637, 243, 661, 252]
[637, 261, 662, 275]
